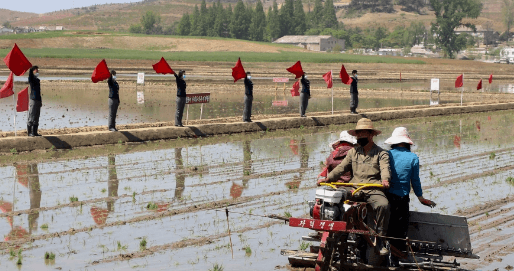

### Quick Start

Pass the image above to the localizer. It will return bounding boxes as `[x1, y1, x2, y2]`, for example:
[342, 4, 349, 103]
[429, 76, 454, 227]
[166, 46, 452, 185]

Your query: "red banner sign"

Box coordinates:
[272, 100, 288, 106]
[273, 77, 289, 83]
[186, 93, 210, 104]
[289, 218, 347, 232]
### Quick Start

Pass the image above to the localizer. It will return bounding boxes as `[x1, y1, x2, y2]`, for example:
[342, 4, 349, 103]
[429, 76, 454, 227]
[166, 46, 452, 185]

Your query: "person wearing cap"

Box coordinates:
[384, 127, 436, 266]
[318, 118, 391, 256]
[350, 70, 359, 114]
[243, 72, 253, 123]
[300, 73, 310, 117]
[174, 70, 187, 127]
[319, 131, 357, 183]
[107, 70, 119, 132]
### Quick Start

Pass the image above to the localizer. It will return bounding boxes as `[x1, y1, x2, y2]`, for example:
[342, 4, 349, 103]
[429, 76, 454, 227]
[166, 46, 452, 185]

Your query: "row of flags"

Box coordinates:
[0, 43, 499, 113]
[232, 59, 353, 97]
[455, 73, 493, 90]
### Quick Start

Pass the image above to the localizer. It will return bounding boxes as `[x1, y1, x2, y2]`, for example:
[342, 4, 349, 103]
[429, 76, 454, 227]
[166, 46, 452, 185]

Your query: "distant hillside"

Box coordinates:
[0, 9, 38, 25]
[8, 0, 507, 33]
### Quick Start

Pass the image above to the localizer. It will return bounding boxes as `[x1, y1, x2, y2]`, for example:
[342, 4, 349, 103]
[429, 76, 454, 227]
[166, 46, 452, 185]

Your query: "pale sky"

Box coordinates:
[4, 0, 138, 14]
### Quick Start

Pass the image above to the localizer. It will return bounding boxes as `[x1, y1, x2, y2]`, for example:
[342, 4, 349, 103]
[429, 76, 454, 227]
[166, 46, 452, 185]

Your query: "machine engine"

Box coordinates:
[309, 187, 349, 221]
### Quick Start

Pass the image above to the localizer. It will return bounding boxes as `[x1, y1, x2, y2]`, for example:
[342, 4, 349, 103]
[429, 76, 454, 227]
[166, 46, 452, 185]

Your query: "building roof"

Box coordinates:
[273, 35, 334, 44]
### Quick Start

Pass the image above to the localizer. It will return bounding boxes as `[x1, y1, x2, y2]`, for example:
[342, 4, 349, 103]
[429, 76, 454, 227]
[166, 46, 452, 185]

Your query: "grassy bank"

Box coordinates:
[0, 47, 424, 64]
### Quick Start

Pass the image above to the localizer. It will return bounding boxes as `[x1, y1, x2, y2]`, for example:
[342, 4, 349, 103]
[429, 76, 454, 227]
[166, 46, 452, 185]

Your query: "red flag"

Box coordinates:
[477, 79, 482, 90]
[286, 61, 304, 79]
[0, 72, 14, 98]
[489, 74, 493, 84]
[231, 58, 246, 83]
[455, 74, 463, 88]
[3, 44, 32, 76]
[91, 59, 110, 83]
[16, 87, 28, 112]
[323, 71, 333, 88]
[152, 57, 174, 75]
[339, 65, 352, 85]
[290, 81, 300, 97]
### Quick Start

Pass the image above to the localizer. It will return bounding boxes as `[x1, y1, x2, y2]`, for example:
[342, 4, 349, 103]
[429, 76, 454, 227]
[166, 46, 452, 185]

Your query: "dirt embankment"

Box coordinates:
[1, 101, 513, 153]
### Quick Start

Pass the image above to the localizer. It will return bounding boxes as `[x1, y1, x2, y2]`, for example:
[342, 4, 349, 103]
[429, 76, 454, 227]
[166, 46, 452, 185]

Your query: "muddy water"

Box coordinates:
[0, 77, 465, 132]
[1, 110, 514, 270]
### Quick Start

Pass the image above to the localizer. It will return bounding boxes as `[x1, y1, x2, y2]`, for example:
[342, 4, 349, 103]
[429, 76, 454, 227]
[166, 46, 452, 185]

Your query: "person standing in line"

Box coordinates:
[174, 70, 187, 127]
[300, 73, 310, 117]
[27, 66, 42, 137]
[243, 72, 253, 122]
[350, 70, 359, 114]
[107, 70, 120, 132]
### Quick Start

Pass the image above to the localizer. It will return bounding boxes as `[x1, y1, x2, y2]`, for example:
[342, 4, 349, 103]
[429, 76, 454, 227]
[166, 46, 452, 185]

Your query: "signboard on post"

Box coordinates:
[185, 93, 210, 104]
[136, 72, 145, 105]
[137, 73, 145, 85]
[273, 77, 289, 83]
[185, 93, 211, 124]
[430, 78, 440, 106]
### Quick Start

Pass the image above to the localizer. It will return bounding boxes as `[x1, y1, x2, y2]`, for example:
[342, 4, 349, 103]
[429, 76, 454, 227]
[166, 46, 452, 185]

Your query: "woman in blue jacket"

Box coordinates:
[385, 127, 436, 266]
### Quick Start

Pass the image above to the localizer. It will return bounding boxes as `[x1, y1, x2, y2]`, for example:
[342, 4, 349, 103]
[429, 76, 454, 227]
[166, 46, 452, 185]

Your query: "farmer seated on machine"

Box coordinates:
[318, 118, 391, 256]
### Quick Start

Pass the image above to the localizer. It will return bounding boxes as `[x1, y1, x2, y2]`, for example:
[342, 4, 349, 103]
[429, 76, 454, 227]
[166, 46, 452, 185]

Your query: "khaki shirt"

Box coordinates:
[327, 143, 391, 185]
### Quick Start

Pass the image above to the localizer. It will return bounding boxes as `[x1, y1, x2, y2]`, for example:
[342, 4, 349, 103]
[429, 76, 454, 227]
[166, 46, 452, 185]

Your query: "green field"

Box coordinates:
[0, 47, 424, 64]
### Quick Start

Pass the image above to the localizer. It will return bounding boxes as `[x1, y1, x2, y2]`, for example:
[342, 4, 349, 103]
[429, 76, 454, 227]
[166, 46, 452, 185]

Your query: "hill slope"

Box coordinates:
[8, 0, 507, 33]
[0, 9, 38, 25]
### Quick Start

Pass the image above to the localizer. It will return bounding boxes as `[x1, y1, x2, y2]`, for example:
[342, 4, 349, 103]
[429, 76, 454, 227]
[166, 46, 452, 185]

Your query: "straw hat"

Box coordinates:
[329, 130, 357, 148]
[384, 127, 414, 145]
[348, 118, 382, 136]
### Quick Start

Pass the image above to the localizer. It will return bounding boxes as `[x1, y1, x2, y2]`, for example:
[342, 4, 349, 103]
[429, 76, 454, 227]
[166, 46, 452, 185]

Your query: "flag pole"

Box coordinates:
[13, 79, 16, 137]
[331, 70, 333, 115]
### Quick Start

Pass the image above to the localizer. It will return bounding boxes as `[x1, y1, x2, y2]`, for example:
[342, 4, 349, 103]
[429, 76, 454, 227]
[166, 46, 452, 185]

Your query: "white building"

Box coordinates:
[273, 35, 345, 52]
[500, 47, 514, 63]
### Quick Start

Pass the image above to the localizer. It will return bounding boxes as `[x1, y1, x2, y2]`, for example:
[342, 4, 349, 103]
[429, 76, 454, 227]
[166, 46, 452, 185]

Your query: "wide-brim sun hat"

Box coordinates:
[384, 127, 414, 145]
[348, 118, 382, 137]
[330, 130, 357, 148]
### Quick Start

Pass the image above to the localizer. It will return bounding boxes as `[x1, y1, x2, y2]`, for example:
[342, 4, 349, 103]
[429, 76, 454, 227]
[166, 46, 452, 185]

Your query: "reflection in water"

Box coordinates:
[4, 163, 42, 241]
[28, 164, 42, 233]
[231, 141, 253, 198]
[175, 148, 185, 200]
[454, 135, 461, 149]
[107, 155, 119, 212]
[286, 137, 308, 190]
[91, 155, 119, 225]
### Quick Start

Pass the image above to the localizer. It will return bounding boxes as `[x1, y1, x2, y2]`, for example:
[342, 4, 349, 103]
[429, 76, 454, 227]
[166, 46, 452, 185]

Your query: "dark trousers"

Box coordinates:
[343, 187, 390, 235]
[386, 193, 410, 252]
[108, 98, 120, 129]
[300, 93, 309, 116]
[175, 96, 186, 126]
[28, 99, 42, 126]
[350, 91, 359, 112]
[243, 95, 253, 121]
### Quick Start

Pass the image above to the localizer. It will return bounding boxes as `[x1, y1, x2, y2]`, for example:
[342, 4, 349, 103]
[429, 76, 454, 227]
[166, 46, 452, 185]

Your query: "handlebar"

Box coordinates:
[318, 182, 384, 196]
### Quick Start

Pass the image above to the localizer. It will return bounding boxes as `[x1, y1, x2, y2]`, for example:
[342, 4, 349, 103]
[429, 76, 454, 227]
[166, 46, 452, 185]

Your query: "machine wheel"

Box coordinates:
[366, 244, 383, 266]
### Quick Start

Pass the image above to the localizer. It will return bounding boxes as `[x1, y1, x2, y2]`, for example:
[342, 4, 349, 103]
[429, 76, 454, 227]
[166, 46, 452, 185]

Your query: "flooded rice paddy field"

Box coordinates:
[1, 109, 514, 270]
[0, 77, 496, 133]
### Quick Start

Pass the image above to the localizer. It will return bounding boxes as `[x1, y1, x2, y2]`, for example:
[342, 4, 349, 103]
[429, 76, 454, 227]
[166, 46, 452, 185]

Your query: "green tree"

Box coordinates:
[309, 0, 324, 28]
[140, 11, 161, 34]
[198, 0, 209, 36]
[2, 21, 12, 29]
[503, 0, 514, 36]
[322, 0, 338, 29]
[190, 5, 200, 36]
[250, 0, 266, 41]
[293, 0, 307, 34]
[398, 0, 426, 14]
[267, 1, 281, 41]
[430, 0, 482, 58]
[177, 13, 192, 36]
[231, 0, 251, 39]
[129, 24, 142, 34]
[280, 0, 295, 36]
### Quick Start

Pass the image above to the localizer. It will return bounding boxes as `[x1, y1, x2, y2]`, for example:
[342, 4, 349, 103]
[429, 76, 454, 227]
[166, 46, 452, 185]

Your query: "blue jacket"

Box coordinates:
[388, 147, 423, 197]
